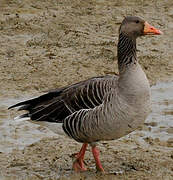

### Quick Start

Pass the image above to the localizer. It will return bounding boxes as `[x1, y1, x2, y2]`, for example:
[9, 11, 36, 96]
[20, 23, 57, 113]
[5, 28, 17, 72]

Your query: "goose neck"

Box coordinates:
[117, 33, 137, 73]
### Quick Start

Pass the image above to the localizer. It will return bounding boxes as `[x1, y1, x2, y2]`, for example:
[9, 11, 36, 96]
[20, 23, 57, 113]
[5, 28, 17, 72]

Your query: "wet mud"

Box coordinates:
[0, 0, 173, 179]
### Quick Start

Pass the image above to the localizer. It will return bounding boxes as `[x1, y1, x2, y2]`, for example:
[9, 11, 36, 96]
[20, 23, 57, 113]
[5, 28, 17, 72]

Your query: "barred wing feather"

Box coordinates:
[9, 75, 118, 123]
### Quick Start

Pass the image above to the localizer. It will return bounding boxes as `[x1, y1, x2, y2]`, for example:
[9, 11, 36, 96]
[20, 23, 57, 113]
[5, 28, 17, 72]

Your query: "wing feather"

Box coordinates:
[9, 75, 118, 123]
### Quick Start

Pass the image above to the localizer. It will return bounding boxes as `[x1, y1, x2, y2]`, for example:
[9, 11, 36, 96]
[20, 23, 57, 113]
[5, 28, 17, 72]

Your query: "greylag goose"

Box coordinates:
[9, 16, 162, 172]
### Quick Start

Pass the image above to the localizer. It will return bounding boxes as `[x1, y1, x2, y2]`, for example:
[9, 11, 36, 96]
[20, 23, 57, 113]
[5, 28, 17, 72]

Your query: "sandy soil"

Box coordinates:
[0, 0, 173, 179]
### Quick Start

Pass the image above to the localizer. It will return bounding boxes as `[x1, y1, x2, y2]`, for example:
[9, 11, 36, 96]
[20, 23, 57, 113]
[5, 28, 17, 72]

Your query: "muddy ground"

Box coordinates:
[0, 0, 173, 179]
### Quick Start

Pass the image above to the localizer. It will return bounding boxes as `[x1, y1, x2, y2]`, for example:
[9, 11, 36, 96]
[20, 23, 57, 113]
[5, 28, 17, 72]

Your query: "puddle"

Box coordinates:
[0, 97, 57, 153]
[141, 81, 173, 141]
[0, 81, 173, 153]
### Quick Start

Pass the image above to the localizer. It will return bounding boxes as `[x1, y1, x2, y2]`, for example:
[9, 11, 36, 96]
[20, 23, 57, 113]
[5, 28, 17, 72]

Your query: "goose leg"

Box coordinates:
[73, 143, 88, 172]
[91, 145, 105, 172]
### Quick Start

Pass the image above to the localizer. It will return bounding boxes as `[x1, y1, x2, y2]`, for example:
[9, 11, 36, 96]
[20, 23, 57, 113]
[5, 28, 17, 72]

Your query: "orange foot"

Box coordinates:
[73, 158, 87, 172]
[92, 146, 105, 172]
[72, 143, 88, 172]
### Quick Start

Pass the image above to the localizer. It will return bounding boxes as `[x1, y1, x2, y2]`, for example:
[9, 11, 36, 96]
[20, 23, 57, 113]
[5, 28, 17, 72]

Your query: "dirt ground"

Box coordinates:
[0, 0, 173, 179]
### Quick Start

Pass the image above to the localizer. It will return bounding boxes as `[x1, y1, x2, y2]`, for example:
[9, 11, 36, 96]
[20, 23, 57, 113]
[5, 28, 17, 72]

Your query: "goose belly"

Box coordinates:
[116, 107, 150, 141]
[91, 99, 151, 142]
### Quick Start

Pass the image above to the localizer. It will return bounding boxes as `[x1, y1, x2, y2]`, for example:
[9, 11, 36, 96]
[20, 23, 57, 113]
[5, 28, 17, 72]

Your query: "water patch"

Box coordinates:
[141, 81, 173, 142]
[0, 97, 58, 153]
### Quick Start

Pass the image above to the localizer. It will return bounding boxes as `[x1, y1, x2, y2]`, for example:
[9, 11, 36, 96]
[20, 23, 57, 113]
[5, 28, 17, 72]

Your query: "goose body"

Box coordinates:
[9, 16, 162, 172]
[63, 64, 151, 143]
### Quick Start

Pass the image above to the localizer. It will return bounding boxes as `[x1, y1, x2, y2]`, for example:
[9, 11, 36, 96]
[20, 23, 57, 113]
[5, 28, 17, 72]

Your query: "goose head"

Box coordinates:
[119, 16, 163, 39]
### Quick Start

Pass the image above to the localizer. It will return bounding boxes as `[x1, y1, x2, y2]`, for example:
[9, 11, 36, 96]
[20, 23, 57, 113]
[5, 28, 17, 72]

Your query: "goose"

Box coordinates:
[9, 16, 163, 172]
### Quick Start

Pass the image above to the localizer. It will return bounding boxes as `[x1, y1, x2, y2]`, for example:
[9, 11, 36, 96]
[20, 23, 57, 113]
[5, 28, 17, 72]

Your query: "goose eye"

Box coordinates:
[136, 20, 139, 24]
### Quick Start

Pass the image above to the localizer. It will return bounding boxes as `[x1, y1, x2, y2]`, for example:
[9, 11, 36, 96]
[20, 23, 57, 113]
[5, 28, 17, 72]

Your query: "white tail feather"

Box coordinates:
[14, 115, 30, 122]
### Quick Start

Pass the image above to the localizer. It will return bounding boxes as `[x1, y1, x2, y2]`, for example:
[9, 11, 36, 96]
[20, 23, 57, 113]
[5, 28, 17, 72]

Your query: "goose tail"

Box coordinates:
[13, 113, 30, 122]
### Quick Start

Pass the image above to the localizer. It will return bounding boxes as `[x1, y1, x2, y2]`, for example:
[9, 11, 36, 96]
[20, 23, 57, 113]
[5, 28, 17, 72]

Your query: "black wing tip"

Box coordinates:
[8, 102, 28, 110]
[8, 91, 61, 110]
[8, 104, 18, 110]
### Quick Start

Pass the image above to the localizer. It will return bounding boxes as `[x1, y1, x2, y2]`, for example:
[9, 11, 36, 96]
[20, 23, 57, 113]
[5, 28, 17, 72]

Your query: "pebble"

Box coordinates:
[167, 138, 173, 147]
[166, 127, 173, 134]
[144, 122, 158, 127]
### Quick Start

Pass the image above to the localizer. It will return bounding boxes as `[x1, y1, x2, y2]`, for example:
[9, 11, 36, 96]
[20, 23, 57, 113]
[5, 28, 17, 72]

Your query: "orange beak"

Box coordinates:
[143, 22, 163, 35]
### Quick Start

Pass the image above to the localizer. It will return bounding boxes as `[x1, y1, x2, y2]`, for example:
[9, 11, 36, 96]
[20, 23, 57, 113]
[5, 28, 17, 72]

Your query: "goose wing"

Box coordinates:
[9, 75, 118, 123]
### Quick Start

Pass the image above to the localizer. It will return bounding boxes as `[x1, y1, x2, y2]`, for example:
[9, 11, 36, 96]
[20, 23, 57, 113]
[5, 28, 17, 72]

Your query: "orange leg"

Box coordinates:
[73, 143, 88, 172]
[92, 146, 105, 172]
